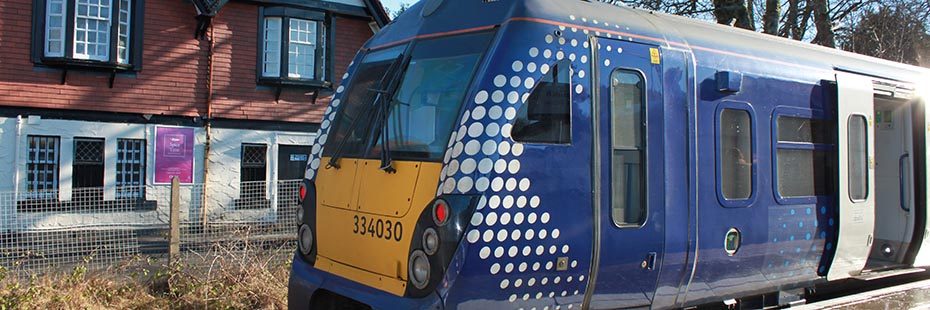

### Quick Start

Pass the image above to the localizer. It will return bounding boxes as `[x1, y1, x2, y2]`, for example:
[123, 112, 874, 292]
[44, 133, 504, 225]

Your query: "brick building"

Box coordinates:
[0, 0, 387, 223]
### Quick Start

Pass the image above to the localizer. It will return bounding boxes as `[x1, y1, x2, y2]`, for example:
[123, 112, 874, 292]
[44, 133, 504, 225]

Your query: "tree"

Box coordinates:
[762, 0, 780, 34]
[713, 0, 755, 30]
[840, 2, 930, 66]
[391, 3, 411, 19]
[597, 0, 929, 56]
[809, 0, 836, 47]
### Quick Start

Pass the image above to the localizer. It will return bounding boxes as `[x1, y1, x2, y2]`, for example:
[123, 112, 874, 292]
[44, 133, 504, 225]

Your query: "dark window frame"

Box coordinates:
[772, 106, 837, 204]
[608, 68, 647, 228]
[256, 6, 335, 89]
[116, 138, 146, 200]
[25, 135, 61, 200]
[72, 137, 106, 204]
[715, 101, 758, 208]
[30, 0, 146, 71]
[238, 143, 269, 208]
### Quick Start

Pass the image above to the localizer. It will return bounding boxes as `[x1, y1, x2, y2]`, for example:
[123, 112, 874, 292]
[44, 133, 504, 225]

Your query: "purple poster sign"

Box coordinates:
[154, 126, 195, 184]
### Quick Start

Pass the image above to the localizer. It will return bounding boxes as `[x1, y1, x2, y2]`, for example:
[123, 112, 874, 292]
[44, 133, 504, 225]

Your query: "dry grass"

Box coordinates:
[0, 246, 292, 309]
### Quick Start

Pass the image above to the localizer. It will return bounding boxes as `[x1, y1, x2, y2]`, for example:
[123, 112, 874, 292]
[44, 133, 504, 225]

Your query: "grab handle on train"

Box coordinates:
[899, 153, 910, 212]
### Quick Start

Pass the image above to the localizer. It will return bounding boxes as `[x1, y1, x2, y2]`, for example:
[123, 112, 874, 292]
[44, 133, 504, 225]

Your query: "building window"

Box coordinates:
[775, 113, 837, 199]
[718, 107, 754, 202]
[512, 60, 572, 144]
[26, 136, 61, 199]
[34, 0, 142, 69]
[73, 138, 105, 201]
[241, 144, 268, 201]
[116, 139, 146, 200]
[609, 70, 646, 227]
[258, 7, 330, 86]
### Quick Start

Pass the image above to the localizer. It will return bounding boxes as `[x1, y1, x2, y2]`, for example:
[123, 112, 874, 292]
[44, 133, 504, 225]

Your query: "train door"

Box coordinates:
[914, 88, 930, 267]
[828, 72, 876, 280]
[588, 38, 665, 309]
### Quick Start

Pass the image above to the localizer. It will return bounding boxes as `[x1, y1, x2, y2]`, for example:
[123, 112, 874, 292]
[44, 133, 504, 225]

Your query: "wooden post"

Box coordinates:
[169, 176, 180, 263]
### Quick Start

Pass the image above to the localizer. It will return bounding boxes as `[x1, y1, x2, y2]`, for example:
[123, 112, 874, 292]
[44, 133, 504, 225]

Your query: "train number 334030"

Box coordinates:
[352, 215, 403, 242]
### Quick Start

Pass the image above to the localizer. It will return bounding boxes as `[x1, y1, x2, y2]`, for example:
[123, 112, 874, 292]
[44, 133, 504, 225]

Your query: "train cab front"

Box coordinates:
[287, 17, 497, 309]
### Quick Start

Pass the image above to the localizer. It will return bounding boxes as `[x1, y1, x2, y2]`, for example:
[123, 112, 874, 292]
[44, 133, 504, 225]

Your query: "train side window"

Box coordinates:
[774, 113, 837, 199]
[719, 108, 754, 202]
[511, 60, 571, 144]
[610, 70, 646, 227]
[847, 115, 869, 201]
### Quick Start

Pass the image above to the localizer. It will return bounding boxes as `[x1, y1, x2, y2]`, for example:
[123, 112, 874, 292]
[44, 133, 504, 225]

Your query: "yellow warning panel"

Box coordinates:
[315, 256, 408, 296]
[355, 159, 422, 218]
[650, 48, 661, 64]
[313, 158, 442, 296]
[317, 158, 359, 210]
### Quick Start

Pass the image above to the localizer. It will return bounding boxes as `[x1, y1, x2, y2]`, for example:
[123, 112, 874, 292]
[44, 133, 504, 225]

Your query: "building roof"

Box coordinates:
[191, 0, 390, 26]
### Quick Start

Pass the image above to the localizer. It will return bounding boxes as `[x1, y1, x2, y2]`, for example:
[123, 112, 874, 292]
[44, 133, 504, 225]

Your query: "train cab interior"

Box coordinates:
[865, 84, 923, 272]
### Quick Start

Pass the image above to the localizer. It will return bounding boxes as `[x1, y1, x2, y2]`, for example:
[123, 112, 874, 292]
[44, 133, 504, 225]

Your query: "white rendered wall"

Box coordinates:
[205, 127, 315, 223]
[0, 115, 315, 230]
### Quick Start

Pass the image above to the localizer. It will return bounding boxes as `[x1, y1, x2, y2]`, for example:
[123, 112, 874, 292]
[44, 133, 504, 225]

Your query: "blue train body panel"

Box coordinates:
[289, 0, 930, 309]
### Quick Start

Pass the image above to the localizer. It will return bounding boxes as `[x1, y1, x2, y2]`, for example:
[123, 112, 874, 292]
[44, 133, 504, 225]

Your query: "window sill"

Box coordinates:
[257, 78, 332, 89]
[16, 199, 158, 213]
[38, 58, 135, 72]
[233, 198, 271, 210]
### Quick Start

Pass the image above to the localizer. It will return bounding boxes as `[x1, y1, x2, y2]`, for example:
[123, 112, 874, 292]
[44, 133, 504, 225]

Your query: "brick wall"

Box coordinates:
[0, 0, 374, 124]
[210, 2, 374, 123]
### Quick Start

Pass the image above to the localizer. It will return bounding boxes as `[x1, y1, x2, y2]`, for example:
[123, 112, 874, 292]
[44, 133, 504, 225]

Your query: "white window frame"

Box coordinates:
[261, 17, 282, 77]
[116, 0, 131, 64]
[73, 0, 112, 61]
[287, 18, 318, 79]
[42, 0, 133, 65]
[45, 0, 68, 57]
[260, 13, 327, 82]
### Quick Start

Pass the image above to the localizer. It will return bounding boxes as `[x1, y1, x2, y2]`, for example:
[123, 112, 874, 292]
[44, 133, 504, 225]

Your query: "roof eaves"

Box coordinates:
[362, 0, 391, 26]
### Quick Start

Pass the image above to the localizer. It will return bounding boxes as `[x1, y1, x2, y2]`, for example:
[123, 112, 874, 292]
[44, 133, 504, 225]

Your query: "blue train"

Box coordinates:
[288, 0, 930, 308]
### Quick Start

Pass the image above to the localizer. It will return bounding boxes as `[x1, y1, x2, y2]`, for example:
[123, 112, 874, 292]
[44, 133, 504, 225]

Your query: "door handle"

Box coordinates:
[900, 153, 910, 212]
[641, 252, 657, 270]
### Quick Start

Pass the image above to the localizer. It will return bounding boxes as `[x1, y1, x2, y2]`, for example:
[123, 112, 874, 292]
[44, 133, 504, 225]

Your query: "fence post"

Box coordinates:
[169, 176, 180, 263]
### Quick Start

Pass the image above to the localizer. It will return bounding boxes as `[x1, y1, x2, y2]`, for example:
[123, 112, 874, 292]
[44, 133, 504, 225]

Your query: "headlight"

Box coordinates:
[409, 250, 430, 289]
[423, 228, 440, 255]
[298, 224, 313, 255]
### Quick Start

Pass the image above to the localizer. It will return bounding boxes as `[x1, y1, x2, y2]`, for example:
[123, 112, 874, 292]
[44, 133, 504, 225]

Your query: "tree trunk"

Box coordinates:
[809, 0, 835, 47]
[763, 0, 780, 35]
[713, 0, 755, 30]
[782, 0, 800, 38]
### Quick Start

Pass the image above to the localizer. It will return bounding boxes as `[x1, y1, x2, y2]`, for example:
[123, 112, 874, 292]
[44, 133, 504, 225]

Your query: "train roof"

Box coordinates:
[373, 0, 929, 86]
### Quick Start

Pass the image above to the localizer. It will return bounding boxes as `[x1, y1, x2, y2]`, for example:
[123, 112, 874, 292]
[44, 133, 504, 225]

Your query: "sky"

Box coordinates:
[380, 0, 418, 15]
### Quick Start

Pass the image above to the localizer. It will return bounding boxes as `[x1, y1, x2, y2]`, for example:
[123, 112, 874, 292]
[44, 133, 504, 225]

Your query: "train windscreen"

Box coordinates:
[324, 31, 494, 162]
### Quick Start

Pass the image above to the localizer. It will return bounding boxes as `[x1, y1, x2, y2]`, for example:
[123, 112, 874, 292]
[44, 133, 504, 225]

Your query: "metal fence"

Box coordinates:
[0, 180, 300, 273]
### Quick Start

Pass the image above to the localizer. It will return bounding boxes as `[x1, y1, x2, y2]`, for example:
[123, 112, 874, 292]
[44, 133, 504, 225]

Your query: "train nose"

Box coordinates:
[311, 158, 443, 295]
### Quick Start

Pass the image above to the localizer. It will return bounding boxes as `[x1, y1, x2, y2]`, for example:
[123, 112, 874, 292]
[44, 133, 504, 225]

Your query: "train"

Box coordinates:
[287, 0, 930, 309]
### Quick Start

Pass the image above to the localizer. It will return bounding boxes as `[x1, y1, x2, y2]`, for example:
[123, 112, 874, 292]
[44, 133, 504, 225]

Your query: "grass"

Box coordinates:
[0, 247, 293, 310]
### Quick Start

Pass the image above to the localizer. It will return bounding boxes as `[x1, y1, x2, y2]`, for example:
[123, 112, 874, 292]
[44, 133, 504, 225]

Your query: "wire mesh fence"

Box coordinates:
[0, 180, 301, 274]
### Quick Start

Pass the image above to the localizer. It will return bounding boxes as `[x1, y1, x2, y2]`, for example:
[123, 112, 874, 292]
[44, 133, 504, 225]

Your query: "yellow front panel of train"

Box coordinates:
[314, 158, 442, 296]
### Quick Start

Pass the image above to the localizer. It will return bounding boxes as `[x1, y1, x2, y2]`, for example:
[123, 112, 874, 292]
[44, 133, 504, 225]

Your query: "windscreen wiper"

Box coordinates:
[326, 53, 406, 170]
[367, 54, 410, 174]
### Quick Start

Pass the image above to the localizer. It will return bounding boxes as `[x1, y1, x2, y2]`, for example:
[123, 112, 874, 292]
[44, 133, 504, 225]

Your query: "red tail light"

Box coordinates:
[298, 183, 307, 203]
[433, 200, 449, 226]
